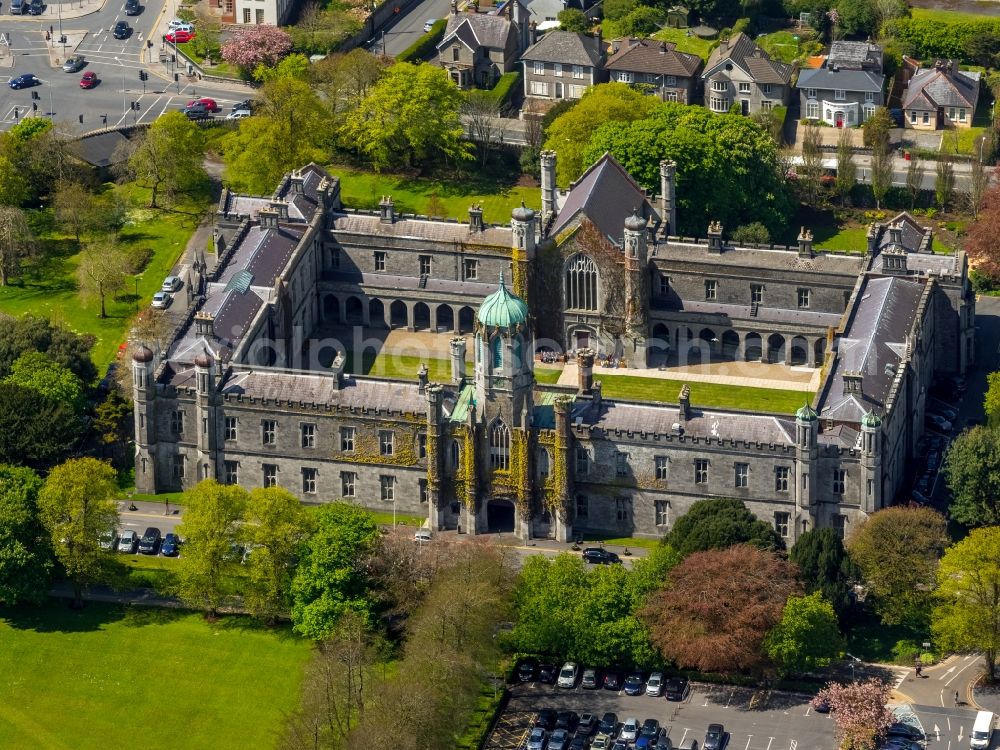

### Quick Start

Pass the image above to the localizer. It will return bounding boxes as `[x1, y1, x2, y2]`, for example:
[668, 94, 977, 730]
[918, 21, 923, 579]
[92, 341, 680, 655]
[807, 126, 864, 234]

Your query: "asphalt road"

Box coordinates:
[366, 0, 452, 57]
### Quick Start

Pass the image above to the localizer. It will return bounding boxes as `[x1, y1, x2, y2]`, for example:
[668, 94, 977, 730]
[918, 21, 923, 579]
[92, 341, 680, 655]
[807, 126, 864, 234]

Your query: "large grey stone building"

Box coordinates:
[132, 155, 973, 545]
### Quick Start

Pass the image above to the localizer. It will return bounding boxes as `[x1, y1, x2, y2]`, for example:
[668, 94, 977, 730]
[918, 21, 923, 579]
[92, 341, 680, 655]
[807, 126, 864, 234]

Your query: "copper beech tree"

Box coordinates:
[965, 183, 1000, 281]
[642, 544, 802, 675]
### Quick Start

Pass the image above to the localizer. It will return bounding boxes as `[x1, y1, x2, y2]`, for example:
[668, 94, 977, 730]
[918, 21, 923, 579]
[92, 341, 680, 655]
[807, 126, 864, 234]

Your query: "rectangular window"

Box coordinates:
[806, 87, 817, 99]
[452, 46, 459, 62]
[173, 453, 185, 480]
[735, 462, 749, 488]
[761, 100, 773, 112]
[341, 471, 356, 498]
[867, 478, 874, 496]
[340, 426, 355, 452]
[865, 91, 875, 103]
[959, 108, 967, 122]
[300, 423, 315, 449]
[262, 419, 276, 446]
[255, 8, 263, 23]
[576, 494, 588, 519]
[705, 280, 717, 301]
[910, 110, 917, 123]
[833, 468, 846, 494]
[774, 511, 790, 538]
[171, 410, 184, 434]
[532, 60, 544, 75]
[655, 456, 669, 480]
[616, 71, 633, 83]
[419, 479, 428, 504]
[418, 433, 427, 459]
[834, 89, 846, 100]
[664, 90, 678, 102]
[710, 96, 730, 112]
[761, 83, 773, 95]
[833, 514, 847, 540]
[665, 74, 676, 86]
[418, 255, 431, 276]
[569, 84, 587, 98]
[807, 101, 819, 119]
[463, 258, 478, 280]
[738, 82, 751, 93]
[751, 284, 764, 305]
[615, 496, 630, 522]
[380, 475, 395, 502]
[379, 430, 394, 456]
[330, 248, 340, 268]
[655, 500, 670, 526]
[797, 288, 810, 309]
[659, 274, 670, 295]
[554, 63, 563, 77]
[263, 464, 277, 488]
[863, 105, 875, 121]
[949, 106, 956, 120]
[775, 466, 790, 492]
[302, 467, 317, 494]
[572, 65, 584, 79]
[712, 79, 727, 91]
[243, 7, 250, 22]
[695, 459, 708, 484]
[374, 251, 386, 272]
[224, 460, 239, 486]
[529, 80, 549, 96]
[224, 416, 238, 442]
[922, 111, 930, 125]
[615, 451, 629, 477]
[575, 445, 589, 475]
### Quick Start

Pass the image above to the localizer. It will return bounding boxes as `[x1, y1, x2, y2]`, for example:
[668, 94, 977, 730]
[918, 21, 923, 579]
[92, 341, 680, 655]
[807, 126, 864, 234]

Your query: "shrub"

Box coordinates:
[732, 222, 771, 244]
[125, 246, 153, 274]
[891, 15, 1000, 63]
[970, 268, 997, 293]
[396, 18, 446, 63]
[484, 71, 520, 108]
[891, 638, 920, 664]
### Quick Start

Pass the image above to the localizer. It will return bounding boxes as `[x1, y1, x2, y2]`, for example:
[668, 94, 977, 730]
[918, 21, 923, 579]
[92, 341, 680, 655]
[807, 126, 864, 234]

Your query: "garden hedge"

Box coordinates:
[396, 18, 447, 62]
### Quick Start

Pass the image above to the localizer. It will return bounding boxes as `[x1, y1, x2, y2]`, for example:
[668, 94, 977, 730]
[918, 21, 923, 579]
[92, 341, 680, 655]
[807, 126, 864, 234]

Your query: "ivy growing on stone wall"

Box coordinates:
[342, 422, 419, 467]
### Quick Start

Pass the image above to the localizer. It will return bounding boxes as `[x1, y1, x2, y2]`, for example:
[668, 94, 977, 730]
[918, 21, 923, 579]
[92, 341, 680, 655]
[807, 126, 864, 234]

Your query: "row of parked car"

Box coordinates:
[528, 710, 718, 750]
[100, 527, 180, 556]
[519, 661, 691, 702]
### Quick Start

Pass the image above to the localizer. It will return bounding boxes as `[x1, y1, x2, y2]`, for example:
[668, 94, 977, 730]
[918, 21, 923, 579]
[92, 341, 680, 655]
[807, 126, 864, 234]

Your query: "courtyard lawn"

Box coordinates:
[0, 601, 311, 750]
[346, 351, 454, 381]
[595, 372, 812, 414]
[534, 367, 564, 384]
[0, 183, 209, 373]
[328, 165, 540, 225]
[582, 533, 661, 549]
[650, 27, 717, 60]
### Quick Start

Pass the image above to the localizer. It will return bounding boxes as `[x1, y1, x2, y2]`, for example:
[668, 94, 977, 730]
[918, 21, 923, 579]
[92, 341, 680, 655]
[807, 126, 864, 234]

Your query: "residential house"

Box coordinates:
[436, 0, 529, 89]
[222, 0, 292, 25]
[605, 37, 703, 104]
[902, 59, 979, 130]
[520, 30, 605, 104]
[797, 40, 885, 126]
[521, 0, 597, 29]
[701, 32, 791, 115]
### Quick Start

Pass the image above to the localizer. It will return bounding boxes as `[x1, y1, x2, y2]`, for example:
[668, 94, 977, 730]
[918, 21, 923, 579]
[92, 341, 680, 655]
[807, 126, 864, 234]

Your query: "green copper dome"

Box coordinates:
[477, 273, 529, 329]
[796, 402, 818, 421]
[862, 410, 882, 428]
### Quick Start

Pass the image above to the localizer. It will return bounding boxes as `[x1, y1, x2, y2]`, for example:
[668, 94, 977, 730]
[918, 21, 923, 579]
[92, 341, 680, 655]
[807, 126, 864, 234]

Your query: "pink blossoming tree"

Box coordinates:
[814, 678, 894, 750]
[220, 25, 293, 73]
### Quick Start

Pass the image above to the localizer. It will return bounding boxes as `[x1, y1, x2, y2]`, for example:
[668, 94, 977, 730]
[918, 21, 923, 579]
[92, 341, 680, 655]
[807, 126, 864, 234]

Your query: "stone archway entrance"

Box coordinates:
[486, 498, 516, 533]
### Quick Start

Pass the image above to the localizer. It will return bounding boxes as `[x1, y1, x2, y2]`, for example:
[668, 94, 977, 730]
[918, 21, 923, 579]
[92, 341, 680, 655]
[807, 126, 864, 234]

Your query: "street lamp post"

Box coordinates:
[115, 56, 126, 122]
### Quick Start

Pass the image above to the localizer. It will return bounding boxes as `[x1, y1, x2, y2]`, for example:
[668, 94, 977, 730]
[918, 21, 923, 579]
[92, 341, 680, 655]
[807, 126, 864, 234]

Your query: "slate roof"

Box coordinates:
[705, 32, 790, 85]
[167, 288, 266, 365]
[549, 153, 659, 242]
[326, 271, 494, 300]
[827, 40, 882, 71]
[520, 30, 603, 66]
[332, 213, 513, 248]
[223, 165, 329, 222]
[215, 225, 305, 289]
[655, 240, 866, 273]
[658, 299, 843, 328]
[796, 66, 884, 93]
[903, 62, 978, 110]
[819, 276, 925, 423]
[605, 38, 702, 77]
[69, 130, 135, 168]
[440, 11, 515, 51]
[870, 213, 961, 275]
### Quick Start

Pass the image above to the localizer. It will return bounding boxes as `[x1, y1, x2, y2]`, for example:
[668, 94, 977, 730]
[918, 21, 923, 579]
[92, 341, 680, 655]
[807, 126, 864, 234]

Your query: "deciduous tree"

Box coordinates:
[847, 506, 948, 626]
[935, 151, 956, 211]
[37, 457, 119, 608]
[815, 678, 894, 750]
[835, 126, 857, 205]
[862, 106, 893, 150]
[666, 497, 783, 557]
[765, 591, 843, 675]
[870, 141, 893, 210]
[462, 90, 503, 167]
[642, 545, 801, 675]
[220, 24, 293, 73]
[76, 236, 130, 319]
[964, 184, 1000, 281]
[967, 144, 989, 219]
[3, 351, 84, 413]
[905, 154, 922, 210]
[0, 206, 34, 286]
[118, 111, 206, 208]
[53, 180, 92, 246]
[0, 383, 83, 469]
[932, 527, 1000, 680]
[0, 464, 52, 605]
[799, 122, 825, 207]
[0, 313, 96, 383]
[558, 8, 589, 31]
[789, 527, 857, 619]
[943, 425, 1000, 527]
[176, 480, 248, 617]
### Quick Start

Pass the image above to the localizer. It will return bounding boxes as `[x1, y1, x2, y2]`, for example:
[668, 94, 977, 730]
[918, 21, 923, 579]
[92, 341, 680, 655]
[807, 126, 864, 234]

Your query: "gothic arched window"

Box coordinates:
[489, 420, 510, 471]
[566, 254, 598, 311]
[491, 336, 503, 369]
[450, 440, 460, 472]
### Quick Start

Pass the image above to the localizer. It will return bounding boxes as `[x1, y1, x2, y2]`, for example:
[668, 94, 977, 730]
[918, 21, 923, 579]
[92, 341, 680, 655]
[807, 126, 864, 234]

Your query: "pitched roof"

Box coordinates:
[796, 66, 884, 93]
[903, 62, 978, 110]
[520, 29, 603, 66]
[549, 153, 659, 241]
[440, 11, 515, 51]
[828, 40, 882, 71]
[605, 38, 702, 77]
[704, 32, 790, 85]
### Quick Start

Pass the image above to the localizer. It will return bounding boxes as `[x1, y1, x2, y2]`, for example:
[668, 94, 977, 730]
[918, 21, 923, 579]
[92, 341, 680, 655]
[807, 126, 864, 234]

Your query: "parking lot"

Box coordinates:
[488, 678, 836, 750]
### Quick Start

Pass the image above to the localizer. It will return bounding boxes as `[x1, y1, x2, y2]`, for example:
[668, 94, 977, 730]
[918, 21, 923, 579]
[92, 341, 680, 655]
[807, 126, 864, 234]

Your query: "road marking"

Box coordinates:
[958, 725, 964, 741]
[766, 738, 774, 750]
[934, 724, 941, 740]
[725, 689, 735, 708]
[947, 717, 951, 731]
[939, 666, 957, 681]
[944, 656, 977, 686]
[744, 735, 752, 750]
[789, 741, 796, 750]
[679, 729, 689, 745]
[803, 708, 811, 717]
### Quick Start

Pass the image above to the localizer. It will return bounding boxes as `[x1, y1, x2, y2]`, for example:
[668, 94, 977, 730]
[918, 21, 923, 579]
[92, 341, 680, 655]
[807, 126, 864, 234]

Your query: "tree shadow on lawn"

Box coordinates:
[212, 613, 302, 642]
[0, 600, 132, 633]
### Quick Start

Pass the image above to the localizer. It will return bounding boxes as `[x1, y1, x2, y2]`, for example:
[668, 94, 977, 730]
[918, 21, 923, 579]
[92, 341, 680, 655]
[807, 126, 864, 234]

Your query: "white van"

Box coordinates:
[971, 710, 994, 750]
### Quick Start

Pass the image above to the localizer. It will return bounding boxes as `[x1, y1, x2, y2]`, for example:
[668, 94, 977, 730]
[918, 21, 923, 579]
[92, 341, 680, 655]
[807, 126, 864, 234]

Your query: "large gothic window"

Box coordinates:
[566, 254, 598, 311]
[489, 420, 510, 470]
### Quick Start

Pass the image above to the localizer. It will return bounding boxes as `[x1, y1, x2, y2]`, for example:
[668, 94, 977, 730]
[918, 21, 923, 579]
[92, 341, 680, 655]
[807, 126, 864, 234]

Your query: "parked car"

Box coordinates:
[526, 727, 547, 750]
[62, 55, 85, 72]
[232, 99, 254, 112]
[623, 673, 644, 695]
[611, 741, 628, 750]
[113, 21, 131, 39]
[160, 533, 180, 556]
[664, 677, 690, 701]
[645, 671, 664, 697]
[582, 547, 621, 565]
[930, 403, 958, 421]
[652, 732, 674, 750]
[161, 275, 182, 292]
[99, 529, 117, 550]
[226, 109, 251, 120]
[137, 526, 161, 554]
[117, 529, 138, 553]
[879, 740, 920, 750]
[423, 18, 436, 31]
[636, 719, 661, 749]
[167, 18, 194, 30]
[165, 29, 194, 43]
[703, 723, 725, 750]
[603, 671, 622, 690]
[811, 697, 830, 713]
[8, 73, 41, 89]
[911, 490, 930, 505]
[517, 658, 537, 682]
[591, 735, 612, 750]
[549, 729, 571, 750]
[555, 711, 579, 731]
[79, 71, 98, 89]
[620, 718, 640, 743]
[151, 291, 171, 309]
[535, 709, 557, 730]
[578, 714, 598, 735]
[124, 0, 141, 14]
[28, 0, 43, 16]
[581, 668, 599, 689]
[558, 662, 579, 689]
[597, 712, 618, 737]
[926, 414, 952, 432]
[538, 664, 557, 684]
[413, 528, 431, 543]
[886, 723, 924, 741]
[569, 735, 589, 750]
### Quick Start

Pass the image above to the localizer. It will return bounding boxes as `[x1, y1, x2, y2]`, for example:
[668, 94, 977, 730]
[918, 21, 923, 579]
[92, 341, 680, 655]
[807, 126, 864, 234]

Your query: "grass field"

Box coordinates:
[534, 367, 564, 384]
[910, 6, 998, 23]
[650, 27, 717, 60]
[329, 165, 540, 225]
[950, 126, 987, 156]
[368, 510, 426, 527]
[345, 351, 454, 381]
[596, 372, 812, 414]
[0, 601, 310, 750]
[582, 533, 661, 549]
[756, 30, 813, 64]
[0, 183, 209, 373]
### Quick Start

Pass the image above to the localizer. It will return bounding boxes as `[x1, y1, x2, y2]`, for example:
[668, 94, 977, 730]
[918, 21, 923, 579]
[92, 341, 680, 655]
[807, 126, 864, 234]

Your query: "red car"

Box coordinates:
[186, 97, 218, 112]
[79, 71, 98, 89]
[165, 30, 194, 43]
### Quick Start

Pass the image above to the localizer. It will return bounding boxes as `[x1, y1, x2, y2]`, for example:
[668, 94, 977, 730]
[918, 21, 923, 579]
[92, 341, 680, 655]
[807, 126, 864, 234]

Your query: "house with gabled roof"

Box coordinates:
[701, 31, 791, 115]
[435, 0, 529, 89]
[604, 37, 703, 104]
[797, 40, 885, 126]
[902, 59, 979, 130]
[520, 29, 605, 104]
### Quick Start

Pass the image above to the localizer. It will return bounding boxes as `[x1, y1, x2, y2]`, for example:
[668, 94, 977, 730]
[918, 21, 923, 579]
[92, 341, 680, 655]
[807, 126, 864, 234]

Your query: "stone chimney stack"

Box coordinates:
[888, 221, 903, 246]
[592, 380, 602, 409]
[843, 371, 863, 396]
[269, 200, 289, 220]
[379, 195, 395, 224]
[258, 208, 278, 229]
[450, 336, 467, 383]
[468, 203, 484, 232]
[417, 363, 429, 393]
[451, 0, 457, 12]
[194, 311, 214, 337]
[678, 384, 690, 421]
[659, 160, 676, 237]
[290, 171, 305, 194]
[330, 351, 345, 390]
[797, 226, 814, 258]
[540, 150, 557, 224]
[707, 221, 723, 253]
[576, 347, 595, 394]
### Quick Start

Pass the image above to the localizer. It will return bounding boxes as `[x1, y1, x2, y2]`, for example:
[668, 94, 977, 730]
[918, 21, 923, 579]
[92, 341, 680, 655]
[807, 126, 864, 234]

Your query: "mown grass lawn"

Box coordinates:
[0, 601, 310, 750]
[328, 164, 540, 225]
[650, 27, 717, 60]
[534, 367, 564, 384]
[582, 533, 661, 549]
[910, 6, 998, 24]
[596, 372, 812, 414]
[756, 30, 809, 64]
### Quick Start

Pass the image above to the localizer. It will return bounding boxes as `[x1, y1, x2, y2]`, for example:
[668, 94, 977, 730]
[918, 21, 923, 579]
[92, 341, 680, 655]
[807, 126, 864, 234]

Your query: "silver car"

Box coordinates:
[161, 275, 182, 292]
[117, 529, 138, 553]
[646, 671, 664, 696]
[151, 291, 171, 309]
[62, 55, 85, 73]
[620, 718, 640, 743]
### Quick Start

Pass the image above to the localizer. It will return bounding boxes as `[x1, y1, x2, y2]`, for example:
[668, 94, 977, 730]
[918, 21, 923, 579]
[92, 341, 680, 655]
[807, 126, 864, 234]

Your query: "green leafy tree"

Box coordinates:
[118, 111, 207, 208]
[508, 553, 590, 657]
[0, 464, 52, 605]
[862, 106, 893, 149]
[789, 527, 857, 619]
[93, 389, 133, 454]
[53, 180, 93, 246]
[343, 62, 471, 171]
[905, 154, 922, 210]
[3, 351, 84, 413]
[0, 313, 96, 383]
[666, 497, 783, 557]
[765, 591, 843, 675]
[254, 52, 311, 83]
[176, 480, 248, 617]
[932, 527, 1000, 680]
[0, 206, 34, 287]
[986, 372, 1000, 426]
[835, 126, 857, 205]
[847, 506, 948, 626]
[76, 236, 131, 319]
[609, 5, 665, 37]
[0, 383, 82, 469]
[37, 458, 118, 608]
[544, 83, 659, 187]
[558, 8, 590, 31]
[942, 425, 1000, 526]
[731, 222, 770, 245]
[870, 141, 893, 210]
[244, 486, 313, 624]
[935, 151, 956, 211]
[631, 541, 682, 598]
[0, 152, 29, 207]
[836, 0, 876, 36]
[290, 503, 381, 640]
[799, 122, 824, 207]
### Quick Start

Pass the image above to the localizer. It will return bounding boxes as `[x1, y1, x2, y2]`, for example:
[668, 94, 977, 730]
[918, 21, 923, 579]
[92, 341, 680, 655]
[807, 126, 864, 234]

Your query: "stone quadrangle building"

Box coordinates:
[132, 153, 974, 544]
